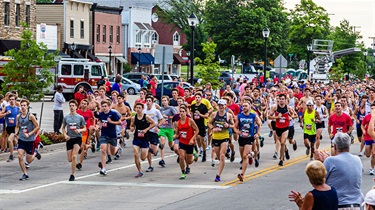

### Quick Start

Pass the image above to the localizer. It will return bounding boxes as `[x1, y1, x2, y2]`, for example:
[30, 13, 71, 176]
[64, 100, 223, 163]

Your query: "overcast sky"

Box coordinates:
[284, 0, 375, 49]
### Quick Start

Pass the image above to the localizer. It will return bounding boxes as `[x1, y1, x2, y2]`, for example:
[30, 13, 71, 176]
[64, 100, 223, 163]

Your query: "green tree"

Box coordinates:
[195, 41, 220, 90]
[329, 58, 345, 81]
[2, 25, 57, 101]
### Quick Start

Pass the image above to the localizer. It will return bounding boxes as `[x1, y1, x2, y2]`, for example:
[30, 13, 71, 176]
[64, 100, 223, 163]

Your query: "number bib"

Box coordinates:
[8, 118, 14, 124]
[241, 129, 250, 138]
[336, 127, 343, 132]
[180, 131, 187, 139]
[163, 118, 169, 125]
[69, 123, 77, 130]
[215, 123, 223, 132]
[359, 116, 364, 121]
[102, 120, 108, 128]
[279, 117, 286, 124]
[194, 113, 200, 120]
[21, 126, 28, 134]
[137, 130, 144, 138]
[306, 124, 312, 130]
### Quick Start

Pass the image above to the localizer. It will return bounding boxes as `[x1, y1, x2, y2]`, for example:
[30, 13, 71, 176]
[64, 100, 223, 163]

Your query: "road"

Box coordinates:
[0, 95, 373, 209]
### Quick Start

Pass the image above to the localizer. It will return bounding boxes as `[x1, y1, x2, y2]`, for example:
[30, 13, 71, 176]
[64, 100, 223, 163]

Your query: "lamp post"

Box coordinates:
[108, 44, 112, 75]
[307, 44, 312, 81]
[262, 27, 270, 82]
[188, 13, 198, 85]
[186, 51, 190, 82]
[364, 51, 368, 72]
[70, 42, 76, 58]
[138, 47, 141, 72]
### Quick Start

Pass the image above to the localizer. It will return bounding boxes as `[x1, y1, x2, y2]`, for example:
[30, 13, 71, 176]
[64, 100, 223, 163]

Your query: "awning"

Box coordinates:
[0, 40, 21, 55]
[143, 23, 155, 31]
[173, 53, 185, 65]
[143, 53, 154, 64]
[134, 22, 146, 30]
[73, 51, 84, 58]
[96, 56, 109, 63]
[64, 42, 93, 51]
[116, 56, 127, 63]
[87, 52, 96, 61]
[131, 52, 152, 65]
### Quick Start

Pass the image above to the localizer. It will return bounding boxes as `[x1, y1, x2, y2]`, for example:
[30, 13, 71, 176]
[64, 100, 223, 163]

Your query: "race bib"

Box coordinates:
[215, 123, 223, 132]
[102, 120, 108, 128]
[69, 123, 77, 130]
[359, 116, 364, 121]
[21, 126, 28, 134]
[279, 117, 285, 124]
[241, 129, 249, 138]
[163, 118, 169, 125]
[194, 113, 200, 120]
[336, 127, 343, 132]
[8, 118, 14, 124]
[180, 131, 187, 139]
[306, 124, 312, 130]
[121, 120, 127, 129]
[137, 130, 144, 138]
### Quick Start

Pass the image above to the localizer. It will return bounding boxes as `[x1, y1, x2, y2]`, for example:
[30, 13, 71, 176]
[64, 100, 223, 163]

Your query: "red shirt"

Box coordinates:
[74, 91, 86, 105]
[178, 118, 195, 145]
[77, 109, 94, 129]
[328, 113, 353, 135]
[227, 102, 240, 116]
[177, 86, 185, 97]
[185, 96, 195, 105]
[362, 114, 374, 140]
[105, 81, 111, 92]
[294, 92, 303, 100]
[260, 75, 264, 83]
[150, 80, 156, 96]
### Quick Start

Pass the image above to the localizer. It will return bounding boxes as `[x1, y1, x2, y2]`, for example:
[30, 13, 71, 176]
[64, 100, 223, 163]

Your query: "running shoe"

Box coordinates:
[135, 172, 143, 178]
[19, 174, 29, 181]
[230, 151, 235, 162]
[193, 150, 198, 162]
[225, 152, 230, 159]
[185, 167, 190, 174]
[91, 143, 95, 153]
[278, 160, 283, 166]
[7, 155, 13, 162]
[100, 169, 107, 176]
[255, 159, 259, 168]
[285, 149, 290, 160]
[69, 175, 75, 181]
[125, 131, 130, 139]
[272, 152, 278, 159]
[117, 145, 123, 155]
[76, 163, 82, 170]
[306, 146, 310, 156]
[257, 152, 260, 160]
[179, 173, 186, 180]
[269, 131, 273, 137]
[320, 135, 323, 140]
[98, 162, 103, 169]
[159, 160, 165, 168]
[206, 146, 211, 150]
[78, 148, 82, 154]
[106, 157, 113, 164]
[25, 162, 30, 169]
[199, 149, 203, 157]
[237, 174, 244, 182]
[114, 154, 120, 160]
[202, 151, 207, 162]
[358, 152, 363, 157]
[211, 160, 215, 167]
[370, 169, 375, 175]
[214, 175, 221, 182]
[146, 166, 154, 172]
[38, 142, 44, 149]
[84, 153, 87, 159]
[260, 136, 264, 147]
[293, 141, 297, 151]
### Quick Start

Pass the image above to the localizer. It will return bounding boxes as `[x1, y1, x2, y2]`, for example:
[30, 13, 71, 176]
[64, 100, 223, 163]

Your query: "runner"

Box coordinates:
[300, 100, 321, 160]
[362, 103, 375, 175]
[356, 95, 368, 156]
[15, 99, 40, 181]
[314, 95, 327, 150]
[96, 86, 107, 104]
[112, 94, 132, 148]
[61, 100, 86, 181]
[129, 102, 156, 178]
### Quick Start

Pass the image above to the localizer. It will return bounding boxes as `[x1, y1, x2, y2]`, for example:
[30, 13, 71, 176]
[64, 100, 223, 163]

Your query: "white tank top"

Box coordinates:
[315, 105, 326, 121]
[343, 106, 350, 116]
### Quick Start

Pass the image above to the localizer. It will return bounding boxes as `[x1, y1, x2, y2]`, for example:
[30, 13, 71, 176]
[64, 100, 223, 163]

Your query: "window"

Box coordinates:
[4, 2, 10, 26]
[91, 66, 102, 76]
[70, 20, 74, 38]
[96, 24, 100, 43]
[151, 33, 158, 42]
[173, 32, 180, 46]
[73, 65, 84, 75]
[135, 32, 141, 44]
[144, 34, 150, 45]
[15, 4, 20, 27]
[116, 26, 120, 44]
[102, 25, 106, 43]
[25, 5, 30, 25]
[109, 25, 113, 43]
[80, 20, 84, 39]
[61, 65, 72, 75]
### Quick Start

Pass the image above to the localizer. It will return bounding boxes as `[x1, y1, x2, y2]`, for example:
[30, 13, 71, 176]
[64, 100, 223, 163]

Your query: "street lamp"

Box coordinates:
[307, 44, 313, 81]
[188, 13, 198, 85]
[186, 51, 190, 82]
[108, 44, 112, 75]
[138, 47, 142, 72]
[70, 42, 76, 57]
[364, 51, 368, 72]
[262, 27, 270, 83]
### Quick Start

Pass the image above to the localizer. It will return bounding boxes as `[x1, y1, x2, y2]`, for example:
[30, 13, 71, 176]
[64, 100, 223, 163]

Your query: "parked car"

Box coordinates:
[108, 76, 141, 95]
[218, 71, 233, 85]
[154, 74, 174, 82]
[155, 82, 192, 102]
[123, 72, 150, 84]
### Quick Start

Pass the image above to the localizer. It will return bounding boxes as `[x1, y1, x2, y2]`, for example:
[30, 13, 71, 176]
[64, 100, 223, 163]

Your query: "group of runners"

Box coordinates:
[2, 78, 375, 182]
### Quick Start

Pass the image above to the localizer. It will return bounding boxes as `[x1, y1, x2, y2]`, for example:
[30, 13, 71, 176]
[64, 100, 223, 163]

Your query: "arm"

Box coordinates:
[28, 114, 40, 136]
[189, 118, 199, 145]
[268, 106, 279, 120]
[208, 112, 216, 129]
[369, 112, 375, 139]
[129, 116, 135, 132]
[14, 115, 20, 136]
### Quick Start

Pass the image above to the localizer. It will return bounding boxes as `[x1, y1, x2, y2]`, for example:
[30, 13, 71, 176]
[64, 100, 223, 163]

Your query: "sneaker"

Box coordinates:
[285, 149, 290, 160]
[202, 151, 206, 162]
[257, 152, 260, 160]
[370, 169, 375, 175]
[84, 153, 87, 159]
[260, 136, 264, 147]
[199, 149, 203, 157]
[193, 150, 198, 162]
[306, 146, 310, 156]
[38, 142, 44, 149]
[69, 174, 75, 181]
[272, 152, 278, 159]
[76, 163, 82, 170]
[237, 174, 244, 182]
[91, 143, 95, 153]
[78, 148, 82, 154]
[179, 173, 186, 180]
[159, 160, 165, 168]
[114, 154, 120, 160]
[25, 162, 30, 169]
[106, 157, 113, 164]
[185, 167, 190, 174]
[211, 160, 215, 167]
[100, 169, 107, 175]
[269, 131, 273, 137]
[146, 166, 154, 172]
[255, 159, 259, 167]
[135, 172, 143, 178]
[125, 131, 130, 139]
[19, 174, 29, 181]
[214, 175, 221, 182]
[206, 146, 211, 150]
[225, 152, 230, 159]
[7, 155, 14, 162]
[293, 141, 297, 151]
[278, 160, 283, 166]
[358, 152, 363, 157]
[117, 146, 123, 155]
[98, 162, 103, 169]
[230, 151, 235, 162]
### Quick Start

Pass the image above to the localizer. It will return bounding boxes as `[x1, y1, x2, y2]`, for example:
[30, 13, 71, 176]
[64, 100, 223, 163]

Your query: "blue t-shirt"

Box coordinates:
[5, 105, 20, 127]
[111, 83, 121, 93]
[99, 110, 120, 138]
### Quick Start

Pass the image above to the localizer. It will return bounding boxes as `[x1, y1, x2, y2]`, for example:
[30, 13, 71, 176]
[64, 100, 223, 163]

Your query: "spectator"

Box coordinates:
[111, 75, 122, 94]
[149, 75, 157, 96]
[74, 85, 86, 105]
[176, 82, 185, 97]
[203, 82, 215, 98]
[105, 77, 112, 96]
[143, 75, 149, 89]
[97, 76, 105, 89]
[139, 75, 144, 88]
[265, 78, 274, 89]
[364, 189, 375, 210]
[53, 85, 65, 134]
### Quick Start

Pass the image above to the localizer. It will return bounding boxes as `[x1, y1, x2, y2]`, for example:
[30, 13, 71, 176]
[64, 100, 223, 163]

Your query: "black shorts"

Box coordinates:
[179, 142, 194, 154]
[18, 139, 35, 155]
[275, 127, 289, 137]
[357, 126, 363, 138]
[238, 136, 255, 147]
[316, 121, 325, 129]
[6, 126, 15, 135]
[66, 137, 82, 151]
[271, 121, 276, 130]
[304, 134, 316, 143]
[148, 132, 159, 145]
[212, 139, 229, 147]
[198, 126, 206, 137]
[288, 126, 295, 139]
[133, 139, 149, 148]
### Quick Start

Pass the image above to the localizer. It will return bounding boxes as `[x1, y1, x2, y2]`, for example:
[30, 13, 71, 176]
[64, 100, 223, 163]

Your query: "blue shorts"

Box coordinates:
[364, 140, 375, 146]
[133, 139, 149, 148]
[18, 139, 35, 155]
[148, 132, 159, 146]
[98, 136, 117, 147]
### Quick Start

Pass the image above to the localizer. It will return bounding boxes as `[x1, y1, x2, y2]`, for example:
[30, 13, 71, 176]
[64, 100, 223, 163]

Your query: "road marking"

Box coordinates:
[63, 180, 230, 189]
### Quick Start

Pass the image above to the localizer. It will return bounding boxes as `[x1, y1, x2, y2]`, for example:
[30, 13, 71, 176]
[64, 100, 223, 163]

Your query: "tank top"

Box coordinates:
[315, 105, 325, 121]
[288, 97, 295, 109]
[177, 118, 195, 145]
[212, 111, 230, 140]
[237, 112, 256, 138]
[356, 108, 366, 127]
[18, 113, 35, 142]
[253, 98, 262, 111]
[310, 188, 338, 210]
[134, 114, 149, 140]
[343, 106, 350, 116]
[303, 110, 316, 135]
[275, 105, 290, 128]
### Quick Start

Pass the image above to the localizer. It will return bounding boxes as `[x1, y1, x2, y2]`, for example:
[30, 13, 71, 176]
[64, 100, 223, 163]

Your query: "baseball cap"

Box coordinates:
[218, 99, 227, 105]
[363, 189, 375, 206]
[306, 100, 314, 106]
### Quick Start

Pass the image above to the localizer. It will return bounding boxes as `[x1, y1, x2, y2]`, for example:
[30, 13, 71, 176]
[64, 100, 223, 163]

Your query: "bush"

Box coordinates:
[40, 134, 52, 145]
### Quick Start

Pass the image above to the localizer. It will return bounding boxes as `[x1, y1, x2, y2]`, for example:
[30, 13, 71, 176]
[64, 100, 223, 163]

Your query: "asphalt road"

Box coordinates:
[0, 95, 373, 209]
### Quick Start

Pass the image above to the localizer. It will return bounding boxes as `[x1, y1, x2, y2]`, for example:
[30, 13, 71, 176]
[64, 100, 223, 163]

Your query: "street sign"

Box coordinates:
[274, 54, 287, 78]
[154, 45, 173, 64]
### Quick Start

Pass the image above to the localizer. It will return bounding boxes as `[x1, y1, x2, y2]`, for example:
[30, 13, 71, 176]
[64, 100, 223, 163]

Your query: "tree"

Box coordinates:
[195, 41, 220, 90]
[2, 25, 57, 101]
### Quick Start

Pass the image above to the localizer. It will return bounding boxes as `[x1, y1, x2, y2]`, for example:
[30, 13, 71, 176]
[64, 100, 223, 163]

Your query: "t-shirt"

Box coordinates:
[185, 96, 195, 105]
[362, 114, 374, 140]
[63, 114, 86, 138]
[111, 82, 121, 93]
[98, 110, 120, 138]
[328, 113, 353, 135]
[190, 103, 208, 126]
[227, 102, 240, 116]
[170, 99, 178, 107]
[150, 80, 156, 96]
[143, 107, 163, 133]
[77, 109, 94, 129]
[5, 105, 20, 127]
[160, 106, 177, 129]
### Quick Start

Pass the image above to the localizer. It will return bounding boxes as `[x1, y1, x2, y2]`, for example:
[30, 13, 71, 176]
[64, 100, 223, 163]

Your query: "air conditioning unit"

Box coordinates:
[152, 40, 157, 44]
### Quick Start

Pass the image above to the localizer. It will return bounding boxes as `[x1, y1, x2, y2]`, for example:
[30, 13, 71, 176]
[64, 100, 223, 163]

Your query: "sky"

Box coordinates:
[284, 0, 375, 49]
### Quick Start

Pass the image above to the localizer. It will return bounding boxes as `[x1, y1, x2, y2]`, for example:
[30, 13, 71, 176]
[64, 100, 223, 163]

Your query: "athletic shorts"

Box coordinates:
[198, 126, 206, 137]
[304, 134, 316, 143]
[81, 131, 89, 144]
[5, 126, 15, 135]
[275, 127, 289, 137]
[148, 132, 159, 146]
[288, 126, 295, 139]
[316, 121, 325, 129]
[228, 128, 233, 136]
[357, 126, 363, 138]
[212, 139, 229, 147]
[238, 136, 255, 147]
[179, 142, 194, 154]
[133, 139, 149, 148]
[158, 128, 174, 143]
[66, 137, 82, 151]
[17, 139, 35, 155]
[271, 121, 276, 130]
[173, 138, 179, 145]
[364, 140, 375, 146]
[98, 136, 117, 147]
